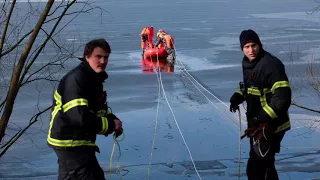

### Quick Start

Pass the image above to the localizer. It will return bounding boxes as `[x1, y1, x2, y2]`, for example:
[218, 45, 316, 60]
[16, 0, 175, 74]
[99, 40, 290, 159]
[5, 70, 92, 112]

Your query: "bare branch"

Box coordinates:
[0, 106, 51, 158]
[306, 1, 320, 15]
[0, 129, 21, 149]
[0, 0, 16, 58]
[1, 1, 6, 10]
[19, 0, 77, 86]
[0, 1, 100, 59]
[291, 100, 320, 113]
[22, 77, 60, 86]
[53, 5, 108, 38]
[0, 99, 6, 112]
[47, 1, 65, 17]
[0, 0, 55, 143]
[0, 30, 32, 58]
[44, 3, 104, 27]
[21, 62, 63, 86]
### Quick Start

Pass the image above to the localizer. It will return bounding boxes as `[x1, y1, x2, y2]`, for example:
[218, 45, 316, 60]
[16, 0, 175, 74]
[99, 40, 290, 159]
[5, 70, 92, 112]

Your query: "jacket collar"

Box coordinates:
[80, 61, 108, 82]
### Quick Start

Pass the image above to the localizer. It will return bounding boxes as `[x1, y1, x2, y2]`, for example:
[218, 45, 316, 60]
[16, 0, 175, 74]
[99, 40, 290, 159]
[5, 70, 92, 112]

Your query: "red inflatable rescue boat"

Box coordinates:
[141, 58, 174, 73]
[144, 47, 168, 60]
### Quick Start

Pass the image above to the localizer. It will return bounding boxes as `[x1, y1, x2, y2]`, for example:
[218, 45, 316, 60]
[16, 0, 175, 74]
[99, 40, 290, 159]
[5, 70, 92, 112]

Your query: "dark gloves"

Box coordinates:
[230, 103, 239, 113]
[256, 110, 272, 124]
[229, 92, 244, 113]
[251, 117, 266, 126]
[249, 110, 272, 127]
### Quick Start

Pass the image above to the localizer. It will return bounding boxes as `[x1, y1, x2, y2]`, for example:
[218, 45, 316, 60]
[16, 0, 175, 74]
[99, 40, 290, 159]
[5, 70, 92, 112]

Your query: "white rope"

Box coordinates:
[171, 42, 244, 179]
[170, 41, 245, 124]
[146, 51, 161, 180]
[177, 61, 228, 108]
[153, 48, 203, 180]
[176, 60, 239, 130]
[238, 109, 242, 179]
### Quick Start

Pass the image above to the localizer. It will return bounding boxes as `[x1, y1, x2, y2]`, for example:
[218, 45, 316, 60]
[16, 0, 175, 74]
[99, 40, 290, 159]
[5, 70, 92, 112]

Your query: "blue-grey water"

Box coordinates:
[1, 0, 320, 179]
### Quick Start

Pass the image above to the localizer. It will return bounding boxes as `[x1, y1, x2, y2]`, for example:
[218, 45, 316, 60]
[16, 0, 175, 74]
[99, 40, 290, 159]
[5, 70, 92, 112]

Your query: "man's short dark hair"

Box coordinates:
[79, 39, 111, 60]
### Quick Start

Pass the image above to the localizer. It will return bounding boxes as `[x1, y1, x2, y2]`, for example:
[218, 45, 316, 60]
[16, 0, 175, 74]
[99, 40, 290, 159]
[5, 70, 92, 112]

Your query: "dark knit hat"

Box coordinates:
[239, 29, 262, 50]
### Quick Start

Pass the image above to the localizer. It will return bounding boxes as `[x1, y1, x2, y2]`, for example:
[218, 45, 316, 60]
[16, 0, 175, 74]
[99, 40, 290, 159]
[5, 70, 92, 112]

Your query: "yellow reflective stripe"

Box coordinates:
[260, 94, 278, 119]
[264, 88, 271, 94]
[235, 89, 243, 96]
[247, 88, 271, 96]
[97, 109, 112, 117]
[97, 110, 107, 117]
[247, 88, 261, 96]
[47, 138, 96, 147]
[54, 90, 61, 102]
[47, 90, 62, 145]
[275, 120, 290, 133]
[270, 81, 290, 94]
[99, 117, 109, 134]
[62, 98, 88, 112]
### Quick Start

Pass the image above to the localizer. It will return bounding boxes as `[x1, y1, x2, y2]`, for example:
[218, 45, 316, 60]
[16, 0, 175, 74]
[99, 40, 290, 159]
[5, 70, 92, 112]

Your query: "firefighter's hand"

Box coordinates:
[254, 110, 271, 126]
[229, 92, 244, 112]
[229, 102, 239, 113]
[114, 127, 123, 138]
[252, 117, 268, 127]
[114, 119, 122, 132]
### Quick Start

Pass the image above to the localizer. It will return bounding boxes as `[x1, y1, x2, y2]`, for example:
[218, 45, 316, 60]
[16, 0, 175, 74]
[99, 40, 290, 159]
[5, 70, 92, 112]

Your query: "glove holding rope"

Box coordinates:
[229, 92, 243, 113]
[230, 102, 239, 113]
[114, 127, 123, 139]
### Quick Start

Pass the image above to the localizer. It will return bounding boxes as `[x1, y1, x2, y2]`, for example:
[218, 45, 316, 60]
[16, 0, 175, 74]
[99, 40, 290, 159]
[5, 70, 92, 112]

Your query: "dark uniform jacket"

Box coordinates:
[47, 61, 117, 152]
[230, 50, 291, 133]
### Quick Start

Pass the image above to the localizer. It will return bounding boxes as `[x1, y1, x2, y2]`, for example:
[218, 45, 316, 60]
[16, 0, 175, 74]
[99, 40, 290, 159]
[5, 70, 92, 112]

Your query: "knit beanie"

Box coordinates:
[239, 29, 262, 50]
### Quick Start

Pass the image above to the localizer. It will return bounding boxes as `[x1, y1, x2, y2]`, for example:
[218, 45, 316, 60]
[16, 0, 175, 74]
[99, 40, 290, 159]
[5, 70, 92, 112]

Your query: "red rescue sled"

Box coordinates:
[144, 47, 168, 60]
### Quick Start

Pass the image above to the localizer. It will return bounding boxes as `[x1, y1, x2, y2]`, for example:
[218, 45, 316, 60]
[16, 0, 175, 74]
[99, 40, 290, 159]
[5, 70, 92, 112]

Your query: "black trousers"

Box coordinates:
[246, 131, 285, 180]
[55, 149, 105, 180]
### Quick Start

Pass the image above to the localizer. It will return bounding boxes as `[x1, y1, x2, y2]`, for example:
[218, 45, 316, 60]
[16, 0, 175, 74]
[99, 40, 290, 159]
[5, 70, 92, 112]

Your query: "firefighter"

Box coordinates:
[47, 39, 123, 180]
[154, 29, 176, 67]
[140, 26, 154, 57]
[229, 29, 291, 180]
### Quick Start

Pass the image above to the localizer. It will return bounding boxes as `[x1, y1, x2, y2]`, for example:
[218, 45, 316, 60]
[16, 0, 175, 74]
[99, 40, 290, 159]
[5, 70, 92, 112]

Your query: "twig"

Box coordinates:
[291, 100, 320, 113]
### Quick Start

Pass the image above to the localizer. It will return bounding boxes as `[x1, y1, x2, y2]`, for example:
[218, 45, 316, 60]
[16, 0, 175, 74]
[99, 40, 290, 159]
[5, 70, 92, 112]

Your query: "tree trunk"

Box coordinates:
[0, 0, 54, 144]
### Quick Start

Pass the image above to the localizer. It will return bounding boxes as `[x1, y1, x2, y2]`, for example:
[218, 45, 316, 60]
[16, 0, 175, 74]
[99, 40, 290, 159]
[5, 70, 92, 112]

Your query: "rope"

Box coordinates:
[170, 40, 245, 125]
[152, 47, 203, 180]
[171, 42, 245, 179]
[109, 129, 125, 180]
[238, 109, 242, 179]
[176, 60, 239, 129]
[146, 48, 161, 180]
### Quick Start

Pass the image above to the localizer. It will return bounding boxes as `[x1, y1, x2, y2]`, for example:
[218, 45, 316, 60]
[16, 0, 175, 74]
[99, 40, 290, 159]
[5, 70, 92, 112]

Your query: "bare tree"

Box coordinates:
[0, 0, 106, 158]
[290, 1, 320, 114]
[291, 60, 320, 113]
